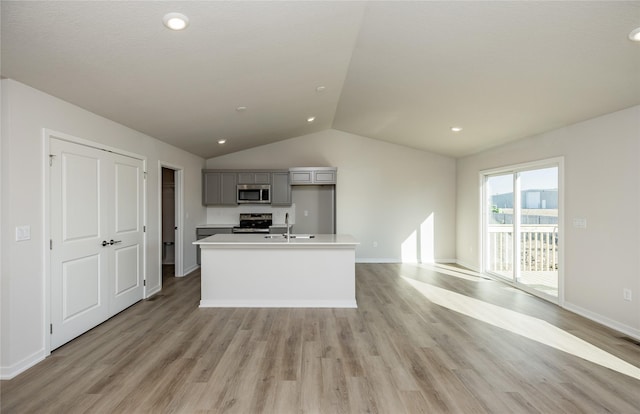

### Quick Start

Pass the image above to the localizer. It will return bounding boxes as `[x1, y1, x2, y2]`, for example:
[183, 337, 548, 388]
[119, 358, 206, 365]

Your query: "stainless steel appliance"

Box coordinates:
[232, 213, 272, 234]
[237, 184, 271, 204]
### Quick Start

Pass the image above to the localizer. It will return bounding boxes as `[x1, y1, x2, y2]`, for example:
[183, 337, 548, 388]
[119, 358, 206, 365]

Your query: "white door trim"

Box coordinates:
[158, 162, 185, 281]
[43, 128, 147, 355]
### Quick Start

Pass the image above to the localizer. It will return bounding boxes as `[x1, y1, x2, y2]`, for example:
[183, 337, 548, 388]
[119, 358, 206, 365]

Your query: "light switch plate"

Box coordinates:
[572, 218, 587, 229]
[16, 225, 31, 241]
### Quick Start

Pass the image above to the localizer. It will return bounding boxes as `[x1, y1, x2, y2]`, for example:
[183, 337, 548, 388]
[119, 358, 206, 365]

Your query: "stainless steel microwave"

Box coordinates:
[237, 184, 271, 204]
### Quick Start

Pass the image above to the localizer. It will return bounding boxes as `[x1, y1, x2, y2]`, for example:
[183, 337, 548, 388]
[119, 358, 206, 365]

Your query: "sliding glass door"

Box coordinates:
[484, 161, 561, 301]
[486, 173, 515, 278]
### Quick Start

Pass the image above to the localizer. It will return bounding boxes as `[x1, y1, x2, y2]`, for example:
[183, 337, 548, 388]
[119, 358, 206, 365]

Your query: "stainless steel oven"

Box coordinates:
[232, 213, 272, 234]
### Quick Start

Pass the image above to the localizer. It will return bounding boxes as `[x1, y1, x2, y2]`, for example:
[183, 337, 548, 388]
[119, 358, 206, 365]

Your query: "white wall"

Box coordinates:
[0, 80, 206, 378]
[206, 129, 457, 263]
[456, 105, 640, 338]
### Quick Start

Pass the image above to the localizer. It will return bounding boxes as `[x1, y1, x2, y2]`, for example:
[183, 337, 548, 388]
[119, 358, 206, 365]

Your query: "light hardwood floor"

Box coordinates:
[2, 263, 639, 413]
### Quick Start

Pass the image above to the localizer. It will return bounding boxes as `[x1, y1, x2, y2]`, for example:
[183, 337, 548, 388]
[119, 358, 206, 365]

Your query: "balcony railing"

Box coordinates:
[488, 225, 558, 272]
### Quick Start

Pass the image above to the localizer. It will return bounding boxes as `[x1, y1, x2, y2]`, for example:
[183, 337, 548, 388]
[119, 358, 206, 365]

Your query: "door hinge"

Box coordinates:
[143, 280, 146, 286]
[50, 239, 53, 250]
[144, 172, 147, 179]
[49, 154, 55, 166]
[50, 324, 53, 334]
[143, 226, 146, 232]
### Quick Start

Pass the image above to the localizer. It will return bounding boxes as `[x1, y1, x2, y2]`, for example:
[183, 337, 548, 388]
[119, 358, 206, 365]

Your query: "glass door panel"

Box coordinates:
[517, 167, 559, 297]
[486, 174, 514, 280]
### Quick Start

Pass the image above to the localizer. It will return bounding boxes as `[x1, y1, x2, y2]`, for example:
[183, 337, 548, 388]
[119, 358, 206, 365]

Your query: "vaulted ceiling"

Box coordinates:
[2, 1, 639, 158]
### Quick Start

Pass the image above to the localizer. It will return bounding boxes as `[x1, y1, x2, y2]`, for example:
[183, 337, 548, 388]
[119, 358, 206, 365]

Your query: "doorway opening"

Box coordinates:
[160, 164, 184, 285]
[482, 158, 563, 303]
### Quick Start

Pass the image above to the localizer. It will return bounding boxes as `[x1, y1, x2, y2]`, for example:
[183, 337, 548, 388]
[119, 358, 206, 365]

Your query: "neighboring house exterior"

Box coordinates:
[491, 190, 559, 225]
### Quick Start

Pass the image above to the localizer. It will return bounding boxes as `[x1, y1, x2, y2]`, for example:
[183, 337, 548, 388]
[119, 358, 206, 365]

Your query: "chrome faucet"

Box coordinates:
[285, 212, 290, 239]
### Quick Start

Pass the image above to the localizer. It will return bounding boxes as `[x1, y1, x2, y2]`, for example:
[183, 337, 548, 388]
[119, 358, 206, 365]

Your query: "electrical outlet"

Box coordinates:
[623, 288, 632, 301]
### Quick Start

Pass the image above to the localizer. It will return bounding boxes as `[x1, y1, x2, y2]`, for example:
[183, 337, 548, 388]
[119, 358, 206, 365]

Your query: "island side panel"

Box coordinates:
[199, 246, 356, 308]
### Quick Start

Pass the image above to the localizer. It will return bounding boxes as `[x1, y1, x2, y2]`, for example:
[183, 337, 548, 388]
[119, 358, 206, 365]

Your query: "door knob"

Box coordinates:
[101, 240, 109, 247]
[110, 239, 122, 245]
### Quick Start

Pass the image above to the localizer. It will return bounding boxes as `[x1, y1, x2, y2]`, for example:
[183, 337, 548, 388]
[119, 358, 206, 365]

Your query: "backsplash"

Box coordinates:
[206, 204, 296, 225]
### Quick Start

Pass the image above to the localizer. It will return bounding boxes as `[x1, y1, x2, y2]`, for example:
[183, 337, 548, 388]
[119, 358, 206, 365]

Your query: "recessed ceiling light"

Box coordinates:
[316, 86, 326, 93]
[163, 13, 189, 31]
[217, 139, 226, 145]
[451, 126, 463, 132]
[629, 27, 640, 42]
[307, 116, 316, 123]
[236, 106, 247, 112]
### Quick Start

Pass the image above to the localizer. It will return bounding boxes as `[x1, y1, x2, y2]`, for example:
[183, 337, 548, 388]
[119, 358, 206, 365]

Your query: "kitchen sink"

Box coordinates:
[264, 234, 315, 239]
[290, 234, 315, 239]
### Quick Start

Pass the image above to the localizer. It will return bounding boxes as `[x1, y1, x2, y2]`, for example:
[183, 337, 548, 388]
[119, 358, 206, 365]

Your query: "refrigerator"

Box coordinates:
[291, 185, 336, 234]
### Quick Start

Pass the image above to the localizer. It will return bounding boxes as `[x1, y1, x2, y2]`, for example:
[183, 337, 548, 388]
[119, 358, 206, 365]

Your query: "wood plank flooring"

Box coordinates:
[1, 263, 639, 413]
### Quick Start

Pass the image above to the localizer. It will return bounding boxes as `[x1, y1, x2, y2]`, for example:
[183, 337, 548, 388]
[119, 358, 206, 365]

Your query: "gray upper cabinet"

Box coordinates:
[271, 172, 291, 206]
[202, 171, 238, 206]
[289, 167, 337, 185]
[237, 171, 271, 184]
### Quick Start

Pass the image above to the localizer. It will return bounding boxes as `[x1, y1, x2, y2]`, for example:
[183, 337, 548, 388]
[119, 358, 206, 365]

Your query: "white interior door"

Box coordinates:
[109, 154, 144, 314]
[50, 139, 110, 349]
[50, 138, 144, 349]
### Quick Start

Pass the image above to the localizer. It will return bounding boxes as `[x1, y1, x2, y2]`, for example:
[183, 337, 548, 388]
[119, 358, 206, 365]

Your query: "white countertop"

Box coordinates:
[194, 233, 358, 246]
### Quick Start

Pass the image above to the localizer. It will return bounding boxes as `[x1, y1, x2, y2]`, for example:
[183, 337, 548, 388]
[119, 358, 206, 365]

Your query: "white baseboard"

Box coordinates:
[181, 263, 200, 276]
[145, 285, 162, 299]
[435, 259, 457, 264]
[563, 302, 640, 341]
[456, 259, 481, 272]
[199, 299, 357, 308]
[356, 258, 459, 265]
[0, 348, 46, 380]
[356, 258, 401, 263]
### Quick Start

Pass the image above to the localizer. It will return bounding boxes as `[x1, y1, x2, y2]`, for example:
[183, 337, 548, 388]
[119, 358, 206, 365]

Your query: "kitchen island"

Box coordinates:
[194, 234, 358, 308]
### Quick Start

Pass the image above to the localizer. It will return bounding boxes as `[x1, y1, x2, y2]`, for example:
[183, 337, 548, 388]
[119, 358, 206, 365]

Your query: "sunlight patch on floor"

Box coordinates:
[402, 276, 640, 381]
[418, 263, 489, 283]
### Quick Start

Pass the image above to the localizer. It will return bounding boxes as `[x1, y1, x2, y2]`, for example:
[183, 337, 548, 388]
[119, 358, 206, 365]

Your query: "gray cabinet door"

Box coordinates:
[220, 173, 237, 205]
[271, 172, 291, 205]
[290, 170, 313, 184]
[254, 172, 271, 184]
[289, 167, 337, 185]
[237, 172, 253, 184]
[203, 171, 237, 205]
[314, 169, 336, 184]
[238, 172, 271, 184]
[203, 172, 221, 205]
